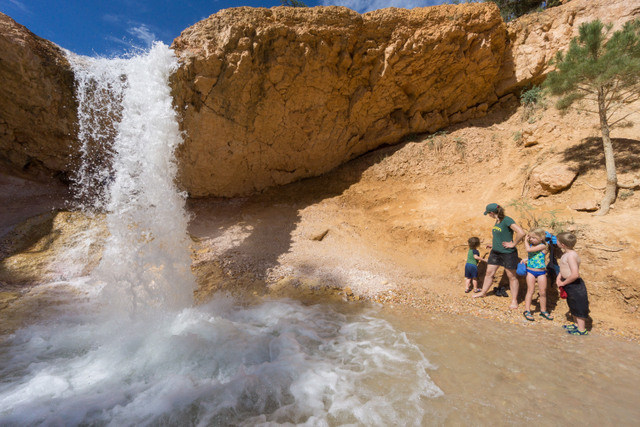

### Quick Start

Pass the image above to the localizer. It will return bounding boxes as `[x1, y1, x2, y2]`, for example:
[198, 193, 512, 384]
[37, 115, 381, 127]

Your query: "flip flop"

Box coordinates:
[523, 310, 535, 321]
[539, 311, 554, 320]
[474, 289, 482, 293]
[562, 324, 577, 330]
[465, 288, 471, 293]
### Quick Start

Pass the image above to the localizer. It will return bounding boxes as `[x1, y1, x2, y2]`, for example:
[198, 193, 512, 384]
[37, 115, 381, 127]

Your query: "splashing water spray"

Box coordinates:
[70, 44, 195, 314]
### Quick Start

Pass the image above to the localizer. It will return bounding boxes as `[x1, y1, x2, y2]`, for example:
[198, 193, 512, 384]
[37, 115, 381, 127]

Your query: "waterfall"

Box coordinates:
[0, 43, 445, 426]
[69, 43, 195, 313]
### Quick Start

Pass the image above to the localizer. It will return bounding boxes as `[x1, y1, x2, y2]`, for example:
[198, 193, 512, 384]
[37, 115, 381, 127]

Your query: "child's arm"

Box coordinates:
[558, 252, 580, 286]
[471, 249, 485, 263]
[473, 254, 487, 263]
[526, 243, 546, 253]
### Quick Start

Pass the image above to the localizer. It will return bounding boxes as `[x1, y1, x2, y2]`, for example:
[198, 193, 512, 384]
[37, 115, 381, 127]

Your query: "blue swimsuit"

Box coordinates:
[527, 250, 546, 277]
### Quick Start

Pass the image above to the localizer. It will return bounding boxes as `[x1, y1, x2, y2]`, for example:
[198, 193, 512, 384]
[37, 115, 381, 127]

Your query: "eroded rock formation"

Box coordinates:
[496, 0, 640, 95]
[171, 0, 640, 197]
[171, 4, 507, 196]
[0, 13, 76, 179]
[1, 0, 638, 196]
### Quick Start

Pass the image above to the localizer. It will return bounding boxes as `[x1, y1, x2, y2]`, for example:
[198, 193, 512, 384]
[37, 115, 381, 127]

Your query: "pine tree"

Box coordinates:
[544, 19, 640, 215]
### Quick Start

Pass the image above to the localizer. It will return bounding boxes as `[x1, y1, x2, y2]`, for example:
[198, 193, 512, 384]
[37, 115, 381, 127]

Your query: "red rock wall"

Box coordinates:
[0, 13, 77, 180]
[171, 4, 507, 197]
[1, 0, 637, 196]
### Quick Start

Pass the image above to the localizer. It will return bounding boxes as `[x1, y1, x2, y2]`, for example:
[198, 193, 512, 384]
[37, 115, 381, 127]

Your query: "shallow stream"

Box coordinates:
[1, 289, 639, 426]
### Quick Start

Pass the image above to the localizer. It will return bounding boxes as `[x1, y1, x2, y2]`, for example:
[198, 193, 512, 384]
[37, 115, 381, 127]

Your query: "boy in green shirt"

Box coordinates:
[464, 237, 486, 293]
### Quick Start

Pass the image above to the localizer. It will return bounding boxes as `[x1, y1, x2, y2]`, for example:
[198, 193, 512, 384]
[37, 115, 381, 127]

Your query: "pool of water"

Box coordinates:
[383, 307, 640, 425]
[1, 284, 638, 426]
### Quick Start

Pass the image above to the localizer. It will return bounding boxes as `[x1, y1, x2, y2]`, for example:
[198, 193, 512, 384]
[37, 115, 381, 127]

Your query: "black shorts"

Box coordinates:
[564, 277, 590, 318]
[487, 250, 519, 270]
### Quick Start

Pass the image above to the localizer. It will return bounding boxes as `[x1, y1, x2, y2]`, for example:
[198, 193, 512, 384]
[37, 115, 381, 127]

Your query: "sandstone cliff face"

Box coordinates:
[171, 4, 507, 197]
[497, 0, 640, 95]
[1, 0, 637, 196]
[0, 13, 76, 179]
[171, 0, 640, 197]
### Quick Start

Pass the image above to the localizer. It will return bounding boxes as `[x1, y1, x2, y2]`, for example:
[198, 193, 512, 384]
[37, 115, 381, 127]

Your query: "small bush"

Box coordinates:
[521, 86, 543, 106]
[521, 85, 546, 122]
[513, 130, 522, 144]
[619, 189, 634, 200]
[509, 198, 572, 234]
[426, 131, 448, 154]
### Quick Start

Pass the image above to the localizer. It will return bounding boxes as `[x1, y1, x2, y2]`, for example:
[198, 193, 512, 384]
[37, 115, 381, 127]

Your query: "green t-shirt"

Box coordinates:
[492, 216, 516, 253]
[466, 249, 480, 265]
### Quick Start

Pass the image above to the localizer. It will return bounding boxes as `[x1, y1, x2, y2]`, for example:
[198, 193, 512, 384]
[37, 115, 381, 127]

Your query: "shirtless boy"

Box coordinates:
[556, 232, 590, 335]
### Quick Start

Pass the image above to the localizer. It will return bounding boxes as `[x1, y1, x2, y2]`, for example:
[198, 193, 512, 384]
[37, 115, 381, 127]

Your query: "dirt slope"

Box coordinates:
[1, 94, 638, 341]
[189, 95, 640, 341]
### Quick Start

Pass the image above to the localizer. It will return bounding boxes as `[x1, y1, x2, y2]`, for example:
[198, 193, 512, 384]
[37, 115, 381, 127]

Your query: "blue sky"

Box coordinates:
[0, 0, 448, 57]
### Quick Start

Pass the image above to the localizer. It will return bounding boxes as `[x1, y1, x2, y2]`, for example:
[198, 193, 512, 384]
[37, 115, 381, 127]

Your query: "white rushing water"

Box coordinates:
[0, 44, 443, 425]
[70, 44, 195, 314]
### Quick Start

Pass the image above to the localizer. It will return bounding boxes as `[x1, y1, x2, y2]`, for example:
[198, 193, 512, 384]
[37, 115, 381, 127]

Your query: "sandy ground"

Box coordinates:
[1, 96, 639, 341]
[187, 96, 640, 341]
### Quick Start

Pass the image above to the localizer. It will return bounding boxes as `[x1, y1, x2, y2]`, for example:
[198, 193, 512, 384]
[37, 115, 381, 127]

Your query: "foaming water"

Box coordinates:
[0, 44, 443, 425]
[0, 297, 441, 425]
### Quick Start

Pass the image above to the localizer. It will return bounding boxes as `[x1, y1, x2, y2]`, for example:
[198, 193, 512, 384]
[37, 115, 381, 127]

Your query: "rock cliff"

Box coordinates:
[0, 13, 76, 179]
[170, 0, 640, 197]
[0, 0, 638, 195]
[171, 4, 507, 196]
[497, 0, 640, 95]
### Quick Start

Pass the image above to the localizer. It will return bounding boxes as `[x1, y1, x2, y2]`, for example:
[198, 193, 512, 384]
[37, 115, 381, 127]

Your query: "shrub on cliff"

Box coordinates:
[487, 0, 562, 21]
[544, 19, 640, 215]
[448, 1, 562, 21]
[280, 0, 307, 6]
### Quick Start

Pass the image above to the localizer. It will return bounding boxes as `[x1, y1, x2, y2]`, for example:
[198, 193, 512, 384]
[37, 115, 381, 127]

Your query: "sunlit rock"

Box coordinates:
[0, 13, 76, 179]
[0, 211, 107, 285]
[171, 4, 507, 197]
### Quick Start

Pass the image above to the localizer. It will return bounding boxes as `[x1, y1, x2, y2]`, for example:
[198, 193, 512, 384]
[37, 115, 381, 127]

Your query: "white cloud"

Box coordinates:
[102, 14, 122, 25]
[319, 0, 443, 14]
[127, 23, 156, 47]
[5, 0, 30, 13]
[105, 35, 131, 47]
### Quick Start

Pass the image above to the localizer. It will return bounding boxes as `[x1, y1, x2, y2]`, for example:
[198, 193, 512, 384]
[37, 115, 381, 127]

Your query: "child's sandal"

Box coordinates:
[539, 311, 554, 320]
[523, 311, 535, 321]
[567, 328, 589, 336]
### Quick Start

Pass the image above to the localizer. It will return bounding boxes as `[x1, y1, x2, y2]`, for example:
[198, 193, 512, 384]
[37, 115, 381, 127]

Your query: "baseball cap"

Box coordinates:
[484, 203, 499, 215]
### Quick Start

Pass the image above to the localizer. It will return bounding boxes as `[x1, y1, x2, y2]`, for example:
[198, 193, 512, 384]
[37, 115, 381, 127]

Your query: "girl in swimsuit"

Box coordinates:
[521, 228, 553, 321]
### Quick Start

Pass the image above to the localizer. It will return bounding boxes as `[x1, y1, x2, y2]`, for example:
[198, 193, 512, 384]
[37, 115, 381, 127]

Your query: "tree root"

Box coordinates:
[585, 180, 640, 191]
[585, 245, 623, 252]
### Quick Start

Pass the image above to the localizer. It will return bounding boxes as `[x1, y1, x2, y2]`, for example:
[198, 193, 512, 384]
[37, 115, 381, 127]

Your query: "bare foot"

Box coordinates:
[472, 292, 486, 298]
[508, 304, 518, 309]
